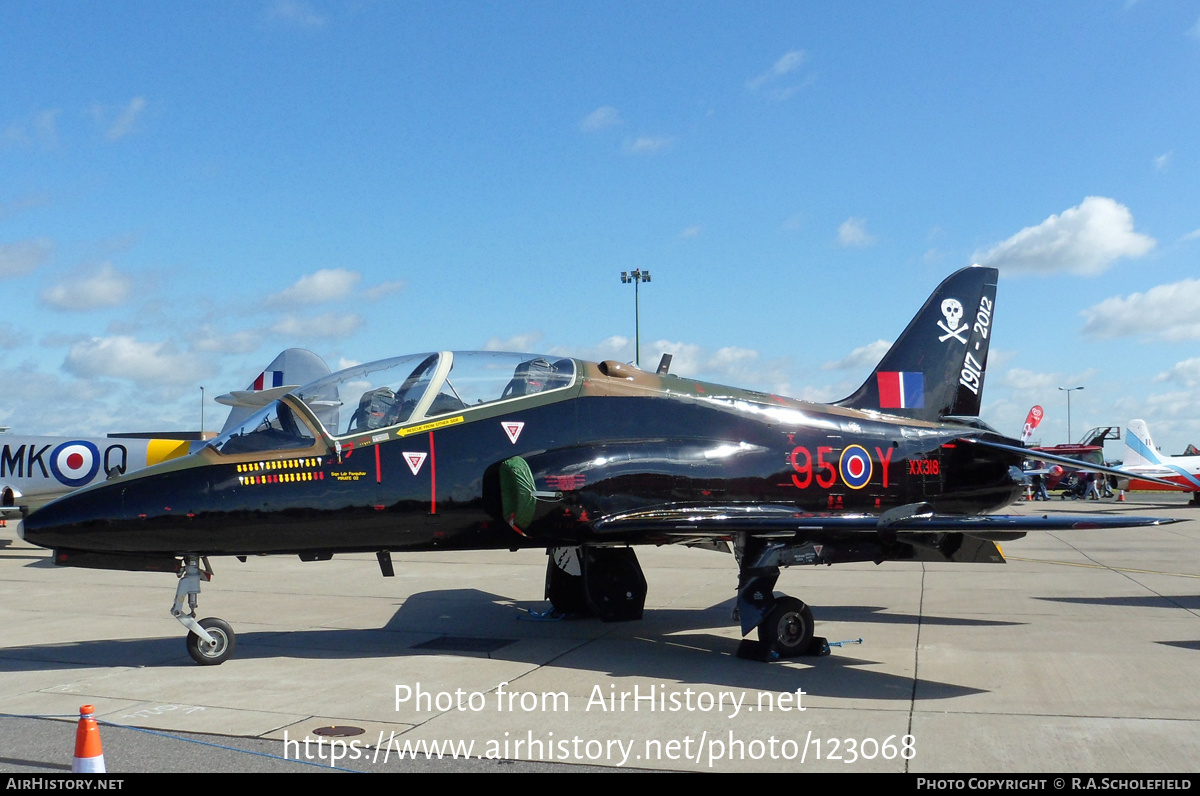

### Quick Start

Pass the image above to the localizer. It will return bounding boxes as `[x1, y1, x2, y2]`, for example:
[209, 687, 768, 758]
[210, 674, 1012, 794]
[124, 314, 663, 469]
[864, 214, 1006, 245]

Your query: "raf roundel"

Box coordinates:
[49, 441, 102, 487]
[838, 445, 873, 490]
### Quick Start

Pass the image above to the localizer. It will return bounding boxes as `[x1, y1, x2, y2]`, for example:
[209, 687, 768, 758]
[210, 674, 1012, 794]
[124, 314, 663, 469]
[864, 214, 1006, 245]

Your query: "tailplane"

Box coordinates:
[835, 265, 998, 422]
[216, 348, 331, 434]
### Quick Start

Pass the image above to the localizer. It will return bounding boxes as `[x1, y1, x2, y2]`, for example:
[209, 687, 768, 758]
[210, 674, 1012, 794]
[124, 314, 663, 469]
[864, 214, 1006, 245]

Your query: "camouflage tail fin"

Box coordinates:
[835, 265, 998, 422]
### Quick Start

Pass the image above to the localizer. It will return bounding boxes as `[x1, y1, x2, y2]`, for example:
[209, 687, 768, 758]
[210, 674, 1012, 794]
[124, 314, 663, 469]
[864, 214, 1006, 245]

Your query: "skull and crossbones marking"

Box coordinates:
[937, 298, 968, 344]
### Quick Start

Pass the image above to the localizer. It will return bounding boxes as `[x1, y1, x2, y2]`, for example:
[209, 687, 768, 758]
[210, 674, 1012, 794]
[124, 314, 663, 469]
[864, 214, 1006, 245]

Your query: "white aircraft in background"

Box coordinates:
[1, 348, 329, 534]
[1116, 418, 1200, 504]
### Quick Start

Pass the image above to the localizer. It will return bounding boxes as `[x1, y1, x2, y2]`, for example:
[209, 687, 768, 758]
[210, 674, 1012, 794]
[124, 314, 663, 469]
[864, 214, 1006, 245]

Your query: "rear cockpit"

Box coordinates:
[208, 351, 576, 455]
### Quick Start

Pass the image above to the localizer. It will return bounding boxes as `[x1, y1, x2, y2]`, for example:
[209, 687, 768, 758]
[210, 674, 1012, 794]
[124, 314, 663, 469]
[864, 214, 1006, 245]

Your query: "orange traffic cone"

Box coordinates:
[72, 705, 105, 773]
[1117, 490, 1125, 502]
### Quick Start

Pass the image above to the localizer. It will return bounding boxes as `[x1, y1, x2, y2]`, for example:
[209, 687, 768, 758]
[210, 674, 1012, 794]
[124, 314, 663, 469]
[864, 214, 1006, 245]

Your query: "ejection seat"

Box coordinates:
[501, 358, 574, 399]
[348, 387, 398, 432]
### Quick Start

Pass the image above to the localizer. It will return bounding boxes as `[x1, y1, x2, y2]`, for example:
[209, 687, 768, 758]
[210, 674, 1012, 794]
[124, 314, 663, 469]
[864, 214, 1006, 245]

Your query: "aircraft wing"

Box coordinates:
[591, 504, 1180, 537]
[590, 503, 1179, 586]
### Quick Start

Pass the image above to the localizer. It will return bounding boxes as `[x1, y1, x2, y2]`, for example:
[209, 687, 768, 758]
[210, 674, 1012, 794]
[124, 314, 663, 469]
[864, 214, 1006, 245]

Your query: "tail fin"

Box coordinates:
[215, 348, 331, 434]
[835, 265, 998, 422]
[1124, 419, 1161, 467]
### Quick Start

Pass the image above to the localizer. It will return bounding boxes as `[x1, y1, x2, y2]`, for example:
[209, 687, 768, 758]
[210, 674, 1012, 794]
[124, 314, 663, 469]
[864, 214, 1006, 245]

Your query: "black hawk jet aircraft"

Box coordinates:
[21, 266, 1177, 665]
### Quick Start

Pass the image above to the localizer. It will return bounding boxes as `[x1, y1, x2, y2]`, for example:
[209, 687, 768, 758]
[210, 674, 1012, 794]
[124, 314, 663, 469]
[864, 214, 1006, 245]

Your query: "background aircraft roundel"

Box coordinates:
[46, 441, 102, 487]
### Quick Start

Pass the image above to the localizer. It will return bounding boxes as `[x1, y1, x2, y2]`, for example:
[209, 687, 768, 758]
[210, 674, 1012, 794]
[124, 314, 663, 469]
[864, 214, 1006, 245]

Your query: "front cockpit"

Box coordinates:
[207, 351, 577, 456]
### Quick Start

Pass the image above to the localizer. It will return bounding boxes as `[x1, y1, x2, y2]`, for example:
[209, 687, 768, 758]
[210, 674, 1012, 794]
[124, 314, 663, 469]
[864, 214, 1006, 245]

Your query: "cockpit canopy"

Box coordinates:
[209, 351, 576, 455]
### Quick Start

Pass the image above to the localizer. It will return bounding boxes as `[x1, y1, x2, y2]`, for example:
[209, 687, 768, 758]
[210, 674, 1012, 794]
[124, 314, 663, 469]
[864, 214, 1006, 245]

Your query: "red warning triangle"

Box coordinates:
[403, 452, 427, 475]
[501, 421, 525, 444]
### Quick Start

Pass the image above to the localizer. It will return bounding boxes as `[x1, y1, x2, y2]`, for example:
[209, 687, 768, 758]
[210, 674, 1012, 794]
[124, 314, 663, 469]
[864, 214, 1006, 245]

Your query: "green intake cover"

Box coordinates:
[499, 456, 537, 531]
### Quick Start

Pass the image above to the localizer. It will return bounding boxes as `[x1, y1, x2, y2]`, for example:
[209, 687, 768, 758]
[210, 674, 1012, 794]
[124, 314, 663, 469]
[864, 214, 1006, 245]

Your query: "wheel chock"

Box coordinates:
[736, 636, 835, 661]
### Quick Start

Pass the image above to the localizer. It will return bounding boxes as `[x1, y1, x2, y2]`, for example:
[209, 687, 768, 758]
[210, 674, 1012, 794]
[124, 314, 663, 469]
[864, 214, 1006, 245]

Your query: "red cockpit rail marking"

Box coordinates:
[429, 431, 437, 515]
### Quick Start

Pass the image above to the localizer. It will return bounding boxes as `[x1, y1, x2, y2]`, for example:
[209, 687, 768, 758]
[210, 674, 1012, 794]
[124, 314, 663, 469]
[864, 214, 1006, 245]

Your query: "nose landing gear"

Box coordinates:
[172, 556, 237, 665]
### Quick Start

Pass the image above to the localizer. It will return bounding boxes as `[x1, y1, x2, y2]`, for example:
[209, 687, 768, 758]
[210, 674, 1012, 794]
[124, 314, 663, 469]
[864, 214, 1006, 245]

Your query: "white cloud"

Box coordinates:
[780, 212, 804, 232]
[269, 0, 326, 27]
[556, 336, 795, 396]
[363, 279, 404, 301]
[0, 367, 106, 431]
[266, 268, 362, 306]
[699, 344, 794, 396]
[1189, 16, 1200, 41]
[0, 237, 54, 279]
[972, 197, 1155, 275]
[1154, 151, 1173, 171]
[271, 311, 363, 339]
[1001, 368, 1066, 393]
[1156, 357, 1200, 388]
[104, 97, 146, 141]
[1111, 392, 1200, 452]
[63, 336, 210, 385]
[624, 136, 673, 154]
[580, 106, 621, 132]
[747, 50, 805, 86]
[2, 110, 59, 148]
[821, 340, 891, 371]
[998, 367, 1097, 406]
[0, 192, 49, 219]
[189, 325, 265, 355]
[40, 262, 133, 310]
[483, 331, 545, 352]
[746, 50, 812, 100]
[0, 193, 49, 221]
[547, 335, 631, 363]
[837, 217, 875, 247]
[1180, 228, 1200, 242]
[0, 322, 25, 349]
[679, 225, 702, 239]
[1081, 279, 1200, 341]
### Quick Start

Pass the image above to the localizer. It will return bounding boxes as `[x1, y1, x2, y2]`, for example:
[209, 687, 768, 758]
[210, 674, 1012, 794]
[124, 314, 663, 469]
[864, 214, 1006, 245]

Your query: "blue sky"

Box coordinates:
[2, 1, 1199, 457]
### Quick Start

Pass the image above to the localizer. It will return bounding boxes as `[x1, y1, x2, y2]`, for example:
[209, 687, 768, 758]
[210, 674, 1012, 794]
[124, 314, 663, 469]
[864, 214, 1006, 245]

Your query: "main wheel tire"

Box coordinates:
[186, 617, 236, 665]
[757, 597, 814, 658]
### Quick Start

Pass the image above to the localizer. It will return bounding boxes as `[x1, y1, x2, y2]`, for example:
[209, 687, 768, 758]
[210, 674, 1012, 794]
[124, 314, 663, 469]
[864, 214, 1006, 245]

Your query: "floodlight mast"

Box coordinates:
[620, 269, 651, 367]
[1058, 385, 1084, 444]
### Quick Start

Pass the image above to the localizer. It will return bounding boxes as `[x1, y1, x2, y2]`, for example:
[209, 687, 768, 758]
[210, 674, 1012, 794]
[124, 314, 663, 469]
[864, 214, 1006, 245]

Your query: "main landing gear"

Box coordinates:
[546, 543, 826, 661]
[172, 556, 237, 665]
[734, 536, 828, 660]
[735, 568, 824, 659]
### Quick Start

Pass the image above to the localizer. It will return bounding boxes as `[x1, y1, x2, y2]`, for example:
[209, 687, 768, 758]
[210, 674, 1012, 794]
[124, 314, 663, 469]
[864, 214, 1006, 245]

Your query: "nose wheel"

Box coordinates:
[172, 556, 238, 666]
[186, 617, 236, 665]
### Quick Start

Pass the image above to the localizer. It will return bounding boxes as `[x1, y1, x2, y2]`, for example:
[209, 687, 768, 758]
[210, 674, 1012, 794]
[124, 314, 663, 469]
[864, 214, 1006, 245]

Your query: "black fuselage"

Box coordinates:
[23, 391, 1023, 561]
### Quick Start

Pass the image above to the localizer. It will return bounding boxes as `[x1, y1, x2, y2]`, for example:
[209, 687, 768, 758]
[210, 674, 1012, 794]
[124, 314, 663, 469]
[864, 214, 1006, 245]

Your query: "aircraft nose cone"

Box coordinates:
[22, 483, 125, 551]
